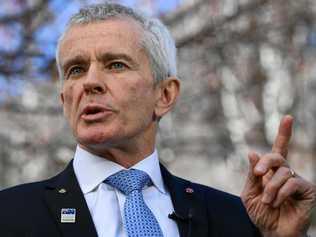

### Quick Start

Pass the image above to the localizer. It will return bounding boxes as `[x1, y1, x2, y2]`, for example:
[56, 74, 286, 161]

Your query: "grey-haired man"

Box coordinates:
[1, 3, 315, 237]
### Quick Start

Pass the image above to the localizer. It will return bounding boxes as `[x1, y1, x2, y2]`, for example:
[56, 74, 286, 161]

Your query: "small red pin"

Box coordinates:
[185, 187, 194, 194]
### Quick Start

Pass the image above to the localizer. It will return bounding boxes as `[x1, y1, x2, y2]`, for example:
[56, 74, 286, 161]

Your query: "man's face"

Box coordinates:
[59, 19, 159, 152]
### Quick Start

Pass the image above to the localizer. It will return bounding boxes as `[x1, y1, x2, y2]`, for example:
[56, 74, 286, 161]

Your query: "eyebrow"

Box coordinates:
[61, 54, 89, 72]
[98, 52, 137, 67]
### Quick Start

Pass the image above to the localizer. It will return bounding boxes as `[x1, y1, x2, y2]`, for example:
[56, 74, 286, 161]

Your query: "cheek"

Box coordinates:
[125, 82, 153, 106]
[62, 85, 75, 118]
[110, 76, 156, 121]
[124, 83, 156, 117]
[132, 78, 155, 99]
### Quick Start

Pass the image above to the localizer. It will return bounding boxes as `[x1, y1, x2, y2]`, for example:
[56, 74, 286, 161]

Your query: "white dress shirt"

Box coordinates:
[73, 145, 180, 237]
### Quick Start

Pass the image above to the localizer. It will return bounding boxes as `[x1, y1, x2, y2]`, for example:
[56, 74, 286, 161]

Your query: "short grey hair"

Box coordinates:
[55, 2, 177, 83]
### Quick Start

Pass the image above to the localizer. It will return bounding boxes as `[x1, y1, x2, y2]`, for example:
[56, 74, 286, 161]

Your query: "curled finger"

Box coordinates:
[272, 177, 304, 207]
[254, 153, 287, 176]
[261, 167, 294, 204]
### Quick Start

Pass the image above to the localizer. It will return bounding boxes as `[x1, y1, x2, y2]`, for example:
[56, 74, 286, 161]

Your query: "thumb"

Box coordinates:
[242, 151, 261, 196]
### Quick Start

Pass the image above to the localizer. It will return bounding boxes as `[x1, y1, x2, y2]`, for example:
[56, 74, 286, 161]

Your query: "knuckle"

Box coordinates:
[265, 182, 278, 193]
[287, 177, 299, 188]
[258, 154, 268, 164]
[278, 189, 287, 199]
[279, 167, 291, 176]
[275, 153, 286, 163]
[268, 153, 285, 164]
[259, 154, 273, 165]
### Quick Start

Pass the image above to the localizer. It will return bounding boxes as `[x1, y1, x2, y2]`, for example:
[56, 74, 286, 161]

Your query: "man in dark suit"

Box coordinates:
[1, 3, 315, 237]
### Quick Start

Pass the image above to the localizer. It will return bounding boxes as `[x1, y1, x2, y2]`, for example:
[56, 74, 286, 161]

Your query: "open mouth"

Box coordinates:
[84, 106, 104, 115]
[81, 105, 113, 121]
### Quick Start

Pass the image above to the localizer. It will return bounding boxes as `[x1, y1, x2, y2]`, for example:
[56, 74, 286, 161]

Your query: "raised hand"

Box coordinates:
[241, 115, 316, 237]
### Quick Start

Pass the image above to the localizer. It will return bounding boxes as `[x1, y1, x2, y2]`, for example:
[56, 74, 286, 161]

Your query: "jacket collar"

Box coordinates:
[160, 164, 209, 237]
[43, 160, 209, 237]
[44, 161, 98, 237]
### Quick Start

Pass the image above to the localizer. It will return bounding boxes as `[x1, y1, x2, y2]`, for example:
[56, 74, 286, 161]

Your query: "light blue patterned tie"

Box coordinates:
[105, 169, 163, 237]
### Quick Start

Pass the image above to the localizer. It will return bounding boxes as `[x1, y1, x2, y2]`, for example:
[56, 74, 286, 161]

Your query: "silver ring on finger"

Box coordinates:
[289, 168, 296, 178]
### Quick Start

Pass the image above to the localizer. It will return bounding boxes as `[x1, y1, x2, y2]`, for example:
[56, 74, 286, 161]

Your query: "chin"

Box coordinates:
[76, 126, 120, 147]
[77, 132, 108, 145]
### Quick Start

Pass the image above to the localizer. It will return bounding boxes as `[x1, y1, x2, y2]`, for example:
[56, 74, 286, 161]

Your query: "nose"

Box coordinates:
[83, 64, 106, 95]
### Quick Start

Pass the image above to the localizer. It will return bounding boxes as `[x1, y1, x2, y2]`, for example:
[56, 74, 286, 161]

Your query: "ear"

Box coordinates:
[154, 77, 180, 119]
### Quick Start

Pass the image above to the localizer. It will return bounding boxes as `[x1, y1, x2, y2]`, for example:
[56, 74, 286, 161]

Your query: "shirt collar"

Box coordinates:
[73, 145, 166, 195]
[131, 149, 166, 194]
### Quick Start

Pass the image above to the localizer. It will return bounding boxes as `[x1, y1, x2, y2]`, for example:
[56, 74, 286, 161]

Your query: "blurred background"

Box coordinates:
[0, 0, 316, 232]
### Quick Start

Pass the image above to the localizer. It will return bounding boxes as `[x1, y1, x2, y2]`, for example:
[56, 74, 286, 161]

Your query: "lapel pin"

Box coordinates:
[185, 187, 194, 194]
[61, 208, 76, 223]
[58, 188, 67, 194]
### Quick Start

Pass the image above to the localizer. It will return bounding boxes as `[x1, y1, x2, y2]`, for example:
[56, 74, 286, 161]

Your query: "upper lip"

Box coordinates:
[80, 104, 113, 116]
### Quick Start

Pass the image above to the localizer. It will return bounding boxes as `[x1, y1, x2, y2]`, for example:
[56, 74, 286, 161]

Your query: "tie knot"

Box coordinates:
[105, 169, 151, 195]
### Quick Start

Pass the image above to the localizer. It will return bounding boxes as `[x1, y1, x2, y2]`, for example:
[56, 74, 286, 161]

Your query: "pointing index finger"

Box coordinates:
[272, 115, 293, 158]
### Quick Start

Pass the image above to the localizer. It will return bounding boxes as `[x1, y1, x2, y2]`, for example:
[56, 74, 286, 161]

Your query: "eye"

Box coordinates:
[108, 62, 127, 71]
[67, 66, 85, 78]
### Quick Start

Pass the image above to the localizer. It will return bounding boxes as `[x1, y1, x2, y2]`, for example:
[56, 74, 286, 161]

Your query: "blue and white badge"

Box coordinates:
[61, 208, 76, 223]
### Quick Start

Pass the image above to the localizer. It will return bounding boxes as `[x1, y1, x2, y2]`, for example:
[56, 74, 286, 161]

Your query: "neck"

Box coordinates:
[79, 143, 155, 168]
[79, 127, 157, 168]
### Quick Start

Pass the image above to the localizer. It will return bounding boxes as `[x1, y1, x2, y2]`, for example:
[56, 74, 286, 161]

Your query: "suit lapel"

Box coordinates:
[160, 165, 209, 237]
[43, 160, 209, 237]
[44, 161, 98, 237]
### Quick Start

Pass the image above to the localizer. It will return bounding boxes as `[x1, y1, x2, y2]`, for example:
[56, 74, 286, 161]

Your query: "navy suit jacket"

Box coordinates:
[0, 161, 262, 237]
